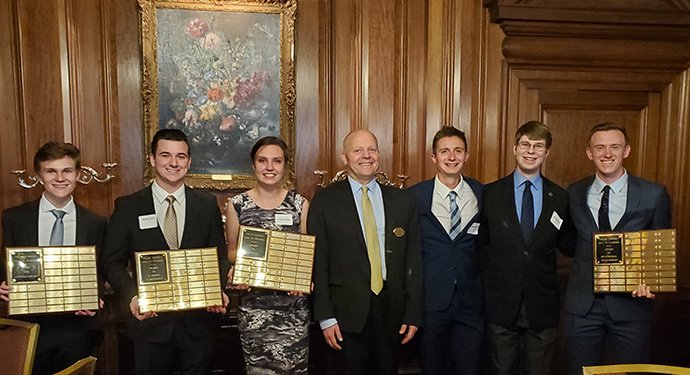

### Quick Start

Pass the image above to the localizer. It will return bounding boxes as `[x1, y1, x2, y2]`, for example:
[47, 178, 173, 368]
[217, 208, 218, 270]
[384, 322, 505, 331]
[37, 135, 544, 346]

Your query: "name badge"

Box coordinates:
[275, 213, 293, 226]
[139, 214, 158, 230]
[550, 211, 563, 230]
[467, 222, 480, 235]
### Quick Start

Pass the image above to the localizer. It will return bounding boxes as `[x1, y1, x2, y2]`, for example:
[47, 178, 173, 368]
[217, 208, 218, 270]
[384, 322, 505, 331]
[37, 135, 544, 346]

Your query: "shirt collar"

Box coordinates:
[39, 193, 76, 215]
[151, 180, 185, 204]
[593, 170, 628, 194]
[434, 175, 464, 199]
[513, 170, 543, 192]
[347, 176, 379, 195]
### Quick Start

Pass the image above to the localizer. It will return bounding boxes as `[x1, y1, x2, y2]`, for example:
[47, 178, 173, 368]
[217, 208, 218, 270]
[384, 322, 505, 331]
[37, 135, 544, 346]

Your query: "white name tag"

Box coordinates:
[275, 213, 293, 226]
[139, 214, 158, 230]
[550, 211, 563, 230]
[467, 222, 480, 235]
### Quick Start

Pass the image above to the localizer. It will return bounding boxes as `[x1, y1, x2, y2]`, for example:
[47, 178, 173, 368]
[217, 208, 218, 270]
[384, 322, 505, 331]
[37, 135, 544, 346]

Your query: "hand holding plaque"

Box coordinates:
[593, 229, 676, 293]
[134, 247, 223, 313]
[233, 226, 314, 294]
[5, 246, 99, 315]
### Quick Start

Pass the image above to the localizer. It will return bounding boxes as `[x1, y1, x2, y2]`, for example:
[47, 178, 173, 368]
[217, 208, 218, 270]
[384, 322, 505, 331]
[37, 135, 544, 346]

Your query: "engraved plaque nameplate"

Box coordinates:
[135, 248, 223, 313]
[593, 229, 676, 293]
[233, 226, 314, 294]
[6, 246, 99, 315]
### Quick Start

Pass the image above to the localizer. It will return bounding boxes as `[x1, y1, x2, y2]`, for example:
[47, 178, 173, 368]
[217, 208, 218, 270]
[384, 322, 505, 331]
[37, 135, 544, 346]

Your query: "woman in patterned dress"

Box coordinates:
[225, 136, 310, 374]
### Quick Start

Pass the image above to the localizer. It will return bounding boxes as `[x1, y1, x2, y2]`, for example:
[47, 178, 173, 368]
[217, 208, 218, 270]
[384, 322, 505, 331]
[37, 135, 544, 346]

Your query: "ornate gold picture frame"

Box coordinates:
[139, 0, 296, 189]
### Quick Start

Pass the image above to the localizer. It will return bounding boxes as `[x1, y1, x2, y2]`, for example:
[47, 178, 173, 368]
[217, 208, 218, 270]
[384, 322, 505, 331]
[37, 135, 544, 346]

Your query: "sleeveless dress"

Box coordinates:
[230, 190, 309, 375]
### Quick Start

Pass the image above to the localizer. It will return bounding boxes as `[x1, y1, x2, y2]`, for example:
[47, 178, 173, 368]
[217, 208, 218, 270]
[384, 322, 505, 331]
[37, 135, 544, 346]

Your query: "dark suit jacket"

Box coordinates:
[565, 174, 671, 321]
[308, 179, 423, 336]
[1, 199, 106, 338]
[101, 185, 228, 343]
[409, 177, 483, 313]
[478, 173, 574, 329]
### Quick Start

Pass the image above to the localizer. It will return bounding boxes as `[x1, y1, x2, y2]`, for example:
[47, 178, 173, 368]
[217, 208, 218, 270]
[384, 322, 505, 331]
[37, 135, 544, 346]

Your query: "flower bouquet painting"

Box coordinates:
[140, 0, 296, 189]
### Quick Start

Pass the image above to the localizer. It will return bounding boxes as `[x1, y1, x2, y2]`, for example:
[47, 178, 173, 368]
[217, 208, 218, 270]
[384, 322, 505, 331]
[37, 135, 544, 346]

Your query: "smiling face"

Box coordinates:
[149, 139, 190, 192]
[586, 129, 630, 184]
[513, 135, 550, 178]
[341, 130, 380, 185]
[431, 135, 469, 180]
[37, 157, 80, 208]
[253, 144, 285, 187]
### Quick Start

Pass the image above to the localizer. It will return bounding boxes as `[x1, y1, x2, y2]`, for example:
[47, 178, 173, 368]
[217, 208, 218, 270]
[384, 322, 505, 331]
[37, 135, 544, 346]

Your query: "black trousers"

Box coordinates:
[420, 286, 484, 375]
[333, 287, 402, 375]
[133, 320, 214, 375]
[487, 302, 557, 375]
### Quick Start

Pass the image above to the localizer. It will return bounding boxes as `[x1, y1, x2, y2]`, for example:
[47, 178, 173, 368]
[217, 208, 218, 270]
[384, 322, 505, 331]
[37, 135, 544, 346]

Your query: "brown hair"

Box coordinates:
[515, 120, 552, 148]
[432, 126, 468, 153]
[33, 142, 81, 173]
[590, 122, 628, 144]
[250, 136, 290, 162]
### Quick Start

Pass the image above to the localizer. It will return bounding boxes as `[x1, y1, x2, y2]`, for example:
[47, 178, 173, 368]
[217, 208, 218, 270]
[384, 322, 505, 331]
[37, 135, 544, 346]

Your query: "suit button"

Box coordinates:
[523, 251, 528, 256]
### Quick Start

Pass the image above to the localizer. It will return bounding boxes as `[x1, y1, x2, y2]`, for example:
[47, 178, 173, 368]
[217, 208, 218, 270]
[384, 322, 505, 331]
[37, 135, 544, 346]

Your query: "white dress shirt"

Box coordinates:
[151, 181, 186, 244]
[431, 175, 478, 234]
[38, 194, 77, 246]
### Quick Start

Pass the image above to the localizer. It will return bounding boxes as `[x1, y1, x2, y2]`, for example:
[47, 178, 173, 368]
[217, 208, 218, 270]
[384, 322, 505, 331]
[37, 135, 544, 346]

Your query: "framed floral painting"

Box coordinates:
[139, 0, 296, 189]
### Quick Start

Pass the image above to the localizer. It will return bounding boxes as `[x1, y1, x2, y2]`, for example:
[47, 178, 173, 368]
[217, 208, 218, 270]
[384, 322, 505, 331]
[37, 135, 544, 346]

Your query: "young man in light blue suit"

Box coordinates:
[565, 123, 670, 375]
[409, 126, 484, 375]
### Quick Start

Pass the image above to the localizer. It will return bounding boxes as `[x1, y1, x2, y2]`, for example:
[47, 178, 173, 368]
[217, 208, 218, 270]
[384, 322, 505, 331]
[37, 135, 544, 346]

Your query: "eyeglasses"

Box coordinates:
[517, 141, 547, 152]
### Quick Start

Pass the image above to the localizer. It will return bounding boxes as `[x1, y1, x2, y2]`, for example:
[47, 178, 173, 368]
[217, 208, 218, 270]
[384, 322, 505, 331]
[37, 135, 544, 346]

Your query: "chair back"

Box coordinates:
[583, 364, 690, 375]
[54, 356, 98, 375]
[0, 318, 40, 375]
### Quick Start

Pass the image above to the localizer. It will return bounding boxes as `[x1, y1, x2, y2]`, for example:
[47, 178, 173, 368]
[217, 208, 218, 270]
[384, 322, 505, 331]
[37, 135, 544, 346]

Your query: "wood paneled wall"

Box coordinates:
[1, 0, 690, 371]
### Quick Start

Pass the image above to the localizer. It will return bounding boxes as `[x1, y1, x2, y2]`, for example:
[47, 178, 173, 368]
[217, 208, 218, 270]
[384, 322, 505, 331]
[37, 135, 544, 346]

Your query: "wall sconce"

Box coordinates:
[314, 170, 409, 189]
[11, 163, 118, 189]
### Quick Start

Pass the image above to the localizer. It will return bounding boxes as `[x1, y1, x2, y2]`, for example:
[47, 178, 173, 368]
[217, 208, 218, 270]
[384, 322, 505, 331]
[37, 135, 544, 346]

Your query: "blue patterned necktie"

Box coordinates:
[598, 185, 612, 231]
[520, 180, 534, 241]
[449, 191, 461, 240]
[49, 209, 66, 246]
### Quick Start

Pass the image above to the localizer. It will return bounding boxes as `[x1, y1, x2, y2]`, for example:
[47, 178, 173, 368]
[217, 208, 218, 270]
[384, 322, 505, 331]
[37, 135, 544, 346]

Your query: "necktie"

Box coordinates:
[598, 185, 612, 231]
[362, 186, 383, 294]
[449, 191, 461, 240]
[49, 209, 66, 246]
[520, 180, 534, 241]
[164, 195, 179, 250]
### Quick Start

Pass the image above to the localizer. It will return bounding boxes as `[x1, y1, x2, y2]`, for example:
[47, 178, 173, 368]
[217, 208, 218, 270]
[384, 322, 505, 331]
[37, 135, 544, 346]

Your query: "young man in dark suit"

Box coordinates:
[308, 129, 423, 375]
[565, 123, 668, 375]
[101, 129, 229, 375]
[478, 121, 574, 375]
[409, 126, 484, 375]
[0, 142, 106, 375]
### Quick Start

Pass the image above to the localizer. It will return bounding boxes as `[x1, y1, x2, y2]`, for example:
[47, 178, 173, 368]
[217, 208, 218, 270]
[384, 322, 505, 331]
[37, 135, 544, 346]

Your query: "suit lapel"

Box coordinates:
[574, 177, 599, 233]
[139, 186, 168, 248]
[180, 187, 194, 248]
[337, 181, 367, 250]
[419, 180, 449, 239]
[501, 175, 524, 242]
[533, 179, 557, 241]
[615, 176, 640, 231]
[75, 205, 87, 245]
[26, 201, 40, 246]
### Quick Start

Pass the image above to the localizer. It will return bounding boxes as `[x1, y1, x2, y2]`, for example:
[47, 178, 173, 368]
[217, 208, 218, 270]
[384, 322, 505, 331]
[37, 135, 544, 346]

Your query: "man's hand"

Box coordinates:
[0, 281, 10, 302]
[632, 283, 655, 299]
[207, 292, 229, 314]
[399, 324, 418, 344]
[322, 323, 343, 350]
[130, 296, 157, 321]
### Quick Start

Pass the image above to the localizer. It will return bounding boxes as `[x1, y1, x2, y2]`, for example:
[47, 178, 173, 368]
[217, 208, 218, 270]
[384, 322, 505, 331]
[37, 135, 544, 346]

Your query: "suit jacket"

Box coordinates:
[565, 174, 671, 321]
[308, 179, 423, 335]
[1, 200, 106, 333]
[478, 173, 574, 329]
[101, 185, 228, 343]
[409, 177, 483, 313]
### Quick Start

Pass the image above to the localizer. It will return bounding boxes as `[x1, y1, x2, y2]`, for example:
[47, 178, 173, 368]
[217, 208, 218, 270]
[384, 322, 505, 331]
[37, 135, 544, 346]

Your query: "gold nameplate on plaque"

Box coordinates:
[135, 247, 223, 313]
[233, 226, 315, 294]
[593, 229, 676, 293]
[6, 246, 99, 315]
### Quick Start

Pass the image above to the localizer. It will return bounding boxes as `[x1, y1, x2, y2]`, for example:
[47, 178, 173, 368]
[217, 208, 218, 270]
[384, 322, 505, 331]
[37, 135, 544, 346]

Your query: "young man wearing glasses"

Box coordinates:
[478, 121, 574, 375]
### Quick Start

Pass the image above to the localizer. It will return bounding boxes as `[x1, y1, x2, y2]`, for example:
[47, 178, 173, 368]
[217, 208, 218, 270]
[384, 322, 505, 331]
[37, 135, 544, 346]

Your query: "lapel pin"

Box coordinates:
[393, 227, 405, 238]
